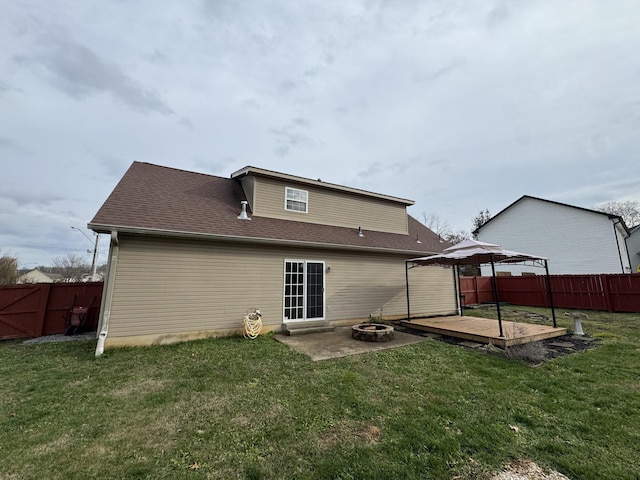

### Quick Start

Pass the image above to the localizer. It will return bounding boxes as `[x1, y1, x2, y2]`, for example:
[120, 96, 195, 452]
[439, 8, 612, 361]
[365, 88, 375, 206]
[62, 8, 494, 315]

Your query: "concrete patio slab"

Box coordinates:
[274, 326, 429, 361]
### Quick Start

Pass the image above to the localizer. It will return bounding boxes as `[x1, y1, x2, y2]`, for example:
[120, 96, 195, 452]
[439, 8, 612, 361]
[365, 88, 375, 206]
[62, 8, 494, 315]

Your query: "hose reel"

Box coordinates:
[243, 309, 263, 339]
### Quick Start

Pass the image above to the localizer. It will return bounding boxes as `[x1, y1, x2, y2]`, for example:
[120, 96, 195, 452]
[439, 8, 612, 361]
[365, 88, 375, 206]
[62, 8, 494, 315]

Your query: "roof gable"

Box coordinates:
[475, 195, 629, 235]
[89, 162, 444, 255]
[231, 165, 414, 206]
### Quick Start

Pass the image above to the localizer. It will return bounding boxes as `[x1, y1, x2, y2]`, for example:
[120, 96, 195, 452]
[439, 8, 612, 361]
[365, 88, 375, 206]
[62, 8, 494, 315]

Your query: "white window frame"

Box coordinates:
[284, 187, 308, 213]
[283, 259, 325, 322]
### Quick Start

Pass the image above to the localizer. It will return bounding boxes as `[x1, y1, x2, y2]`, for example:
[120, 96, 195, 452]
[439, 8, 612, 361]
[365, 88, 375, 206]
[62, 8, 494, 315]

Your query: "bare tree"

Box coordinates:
[472, 208, 492, 238]
[53, 254, 91, 282]
[421, 212, 470, 244]
[422, 212, 452, 238]
[0, 254, 18, 285]
[596, 200, 640, 227]
[446, 229, 470, 245]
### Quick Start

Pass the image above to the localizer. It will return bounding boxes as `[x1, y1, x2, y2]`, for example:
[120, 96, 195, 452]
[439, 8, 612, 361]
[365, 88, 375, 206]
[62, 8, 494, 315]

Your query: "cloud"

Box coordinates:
[356, 162, 383, 180]
[178, 116, 195, 130]
[2, 0, 640, 266]
[487, 2, 511, 29]
[0, 136, 29, 154]
[191, 156, 236, 175]
[552, 177, 640, 207]
[269, 117, 314, 157]
[96, 153, 133, 180]
[21, 37, 173, 115]
[335, 98, 369, 117]
[413, 57, 467, 84]
[240, 98, 262, 110]
[0, 187, 65, 208]
[0, 82, 14, 94]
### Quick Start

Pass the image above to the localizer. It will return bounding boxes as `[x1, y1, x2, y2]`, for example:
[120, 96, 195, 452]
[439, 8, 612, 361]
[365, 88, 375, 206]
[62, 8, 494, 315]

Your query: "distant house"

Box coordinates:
[474, 195, 631, 275]
[627, 225, 640, 272]
[89, 162, 456, 352]
[17, 269, 62, 284]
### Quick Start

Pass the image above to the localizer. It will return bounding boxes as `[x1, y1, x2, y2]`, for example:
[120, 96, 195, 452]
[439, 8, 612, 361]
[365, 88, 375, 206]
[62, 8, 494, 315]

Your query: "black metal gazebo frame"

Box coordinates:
[405, 239, 557, 338]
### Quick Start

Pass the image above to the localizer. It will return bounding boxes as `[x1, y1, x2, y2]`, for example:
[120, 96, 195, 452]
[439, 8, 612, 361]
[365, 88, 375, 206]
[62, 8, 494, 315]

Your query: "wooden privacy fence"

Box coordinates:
[0, 283, 103, 340]
[460, 274, 640, 313]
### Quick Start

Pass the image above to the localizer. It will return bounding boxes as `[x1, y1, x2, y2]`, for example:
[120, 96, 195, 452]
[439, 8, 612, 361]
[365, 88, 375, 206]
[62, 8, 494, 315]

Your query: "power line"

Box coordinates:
[0, 243, 91, 252]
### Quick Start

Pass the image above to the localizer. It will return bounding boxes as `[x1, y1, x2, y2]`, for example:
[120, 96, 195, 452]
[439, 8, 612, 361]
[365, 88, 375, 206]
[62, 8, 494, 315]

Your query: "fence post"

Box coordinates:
[474, 276, 479, 304]
[35, 283, 52, 337]
[602, 275, 613, 312]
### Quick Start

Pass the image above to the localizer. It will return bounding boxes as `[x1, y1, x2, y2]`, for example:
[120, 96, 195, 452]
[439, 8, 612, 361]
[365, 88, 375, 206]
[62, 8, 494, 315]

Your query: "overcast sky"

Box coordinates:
[2, 0, 640, 269]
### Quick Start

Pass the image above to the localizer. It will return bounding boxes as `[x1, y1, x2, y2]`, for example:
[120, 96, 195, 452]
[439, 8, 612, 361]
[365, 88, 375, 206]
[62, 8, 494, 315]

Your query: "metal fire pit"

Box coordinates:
[351, 323, 394, 342]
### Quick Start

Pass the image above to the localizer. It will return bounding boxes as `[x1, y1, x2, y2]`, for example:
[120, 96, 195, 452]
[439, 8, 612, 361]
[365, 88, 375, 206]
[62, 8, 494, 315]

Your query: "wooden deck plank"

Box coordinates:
[400, 316, 567, 348]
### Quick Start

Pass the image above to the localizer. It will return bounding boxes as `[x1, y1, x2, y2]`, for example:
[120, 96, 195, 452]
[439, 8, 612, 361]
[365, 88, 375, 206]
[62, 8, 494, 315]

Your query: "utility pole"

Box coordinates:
[71, 226, 99, 281]
[90, 234, 99, 281]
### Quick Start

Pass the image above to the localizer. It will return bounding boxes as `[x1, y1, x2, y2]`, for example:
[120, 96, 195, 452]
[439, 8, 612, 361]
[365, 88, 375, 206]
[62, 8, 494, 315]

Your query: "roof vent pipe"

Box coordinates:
[237, 201, 251, 220]
[358, 226, 364, 237]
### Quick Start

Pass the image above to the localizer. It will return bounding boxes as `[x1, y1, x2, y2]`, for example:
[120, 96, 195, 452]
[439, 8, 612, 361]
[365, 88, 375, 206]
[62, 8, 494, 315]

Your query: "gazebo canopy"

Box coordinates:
[405, 239, 556, 338]
[409, 238, 547, 267]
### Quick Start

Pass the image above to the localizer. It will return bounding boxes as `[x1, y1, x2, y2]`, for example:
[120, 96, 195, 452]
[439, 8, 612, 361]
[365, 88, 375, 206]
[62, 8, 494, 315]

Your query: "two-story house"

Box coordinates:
[475, 195, 632, 276]
[89, 162, 456, 354]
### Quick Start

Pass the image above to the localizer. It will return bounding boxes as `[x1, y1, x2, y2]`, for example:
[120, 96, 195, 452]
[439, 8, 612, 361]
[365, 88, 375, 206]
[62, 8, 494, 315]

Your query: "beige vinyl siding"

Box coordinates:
[252, 177, 408, 234]
[108, 236, 284, 339]
[106, 235, 455, 344]
[404, 264, 457, 316]
[324, 254, 455, 320]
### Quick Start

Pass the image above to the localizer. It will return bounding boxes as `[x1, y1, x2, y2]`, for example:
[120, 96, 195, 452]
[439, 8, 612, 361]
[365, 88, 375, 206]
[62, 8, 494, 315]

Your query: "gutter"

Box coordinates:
[87, 223, 441, 257]
[612, 220, 631, 273]
[95, 231, 119, 357]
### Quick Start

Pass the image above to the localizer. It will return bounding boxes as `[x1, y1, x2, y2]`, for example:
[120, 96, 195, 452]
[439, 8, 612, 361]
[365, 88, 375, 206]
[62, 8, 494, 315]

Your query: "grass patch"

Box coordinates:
[1, 308, 639, 479]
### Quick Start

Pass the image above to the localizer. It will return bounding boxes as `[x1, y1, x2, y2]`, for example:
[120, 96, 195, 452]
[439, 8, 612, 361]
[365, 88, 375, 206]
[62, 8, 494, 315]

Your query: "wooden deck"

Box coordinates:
[400, 316, 567, 348]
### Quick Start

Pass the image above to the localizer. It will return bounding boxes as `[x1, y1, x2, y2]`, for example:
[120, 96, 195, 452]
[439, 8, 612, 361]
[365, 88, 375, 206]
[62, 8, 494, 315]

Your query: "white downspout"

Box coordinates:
[96, 231, 119, 357]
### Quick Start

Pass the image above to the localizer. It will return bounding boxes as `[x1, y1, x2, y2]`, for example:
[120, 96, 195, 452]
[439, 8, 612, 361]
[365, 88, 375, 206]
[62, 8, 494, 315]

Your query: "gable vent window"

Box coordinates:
[285, 187, 308, 213]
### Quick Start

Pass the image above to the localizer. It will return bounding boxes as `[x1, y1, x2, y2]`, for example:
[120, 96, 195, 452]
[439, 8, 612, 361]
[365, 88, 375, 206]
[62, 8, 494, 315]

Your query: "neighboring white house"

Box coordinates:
[627, 225, 640, 272]
[17, 269, 61, 284]
[474, 195, 632, 275]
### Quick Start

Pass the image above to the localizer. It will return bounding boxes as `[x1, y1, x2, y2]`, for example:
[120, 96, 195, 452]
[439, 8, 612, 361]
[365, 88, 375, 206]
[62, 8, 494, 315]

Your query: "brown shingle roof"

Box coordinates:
[89, 162, 446, 255]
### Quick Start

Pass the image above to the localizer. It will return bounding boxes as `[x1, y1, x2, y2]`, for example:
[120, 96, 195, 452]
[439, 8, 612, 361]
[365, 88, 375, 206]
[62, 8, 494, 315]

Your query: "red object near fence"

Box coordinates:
[460, 274, 640, 313]
[0, 283, 103, 340]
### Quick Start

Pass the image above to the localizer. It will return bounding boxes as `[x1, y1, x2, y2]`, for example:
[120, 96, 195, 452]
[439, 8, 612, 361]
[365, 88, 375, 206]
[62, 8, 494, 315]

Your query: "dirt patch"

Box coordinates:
[108, 378, 167, 399]
[489, 459, 571, 480]
[317, 422, 381, 451]
[32, 433, 72, 455]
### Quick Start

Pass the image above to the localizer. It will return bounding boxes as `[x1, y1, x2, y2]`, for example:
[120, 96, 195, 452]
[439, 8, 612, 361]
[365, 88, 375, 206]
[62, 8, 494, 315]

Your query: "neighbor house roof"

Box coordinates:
[89, 162, 445, 255]
[17, 269, 62, 283]
[473, 195, 630, 235]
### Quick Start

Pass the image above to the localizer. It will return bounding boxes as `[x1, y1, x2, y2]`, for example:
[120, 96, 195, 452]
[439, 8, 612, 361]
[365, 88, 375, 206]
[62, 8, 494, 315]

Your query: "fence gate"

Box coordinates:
[0, 283, 102, 340]
[0, 285, 48, 340]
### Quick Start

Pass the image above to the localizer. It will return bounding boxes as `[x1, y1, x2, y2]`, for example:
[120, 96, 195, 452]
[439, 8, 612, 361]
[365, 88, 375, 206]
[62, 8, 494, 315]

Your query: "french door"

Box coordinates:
[283, 260, 325, 321]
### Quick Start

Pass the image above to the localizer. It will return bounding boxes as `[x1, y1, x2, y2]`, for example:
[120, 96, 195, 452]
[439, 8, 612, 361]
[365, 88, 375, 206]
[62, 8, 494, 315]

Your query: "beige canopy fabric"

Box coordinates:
[408, 238, 547, 267]
[405, 239, 556, 338]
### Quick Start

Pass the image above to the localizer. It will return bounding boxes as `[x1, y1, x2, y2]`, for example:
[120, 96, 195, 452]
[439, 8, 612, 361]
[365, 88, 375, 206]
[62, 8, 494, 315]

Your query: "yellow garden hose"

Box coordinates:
[243, 309, 263, 339]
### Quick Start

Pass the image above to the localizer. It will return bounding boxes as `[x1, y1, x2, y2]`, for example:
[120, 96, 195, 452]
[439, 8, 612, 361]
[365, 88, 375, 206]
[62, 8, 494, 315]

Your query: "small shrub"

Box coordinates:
[506, 341, 548, 364]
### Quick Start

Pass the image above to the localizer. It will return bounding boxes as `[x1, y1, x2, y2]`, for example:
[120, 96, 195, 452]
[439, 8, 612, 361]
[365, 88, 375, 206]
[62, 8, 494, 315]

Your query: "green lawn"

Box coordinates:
[1, 308, 639, 479]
